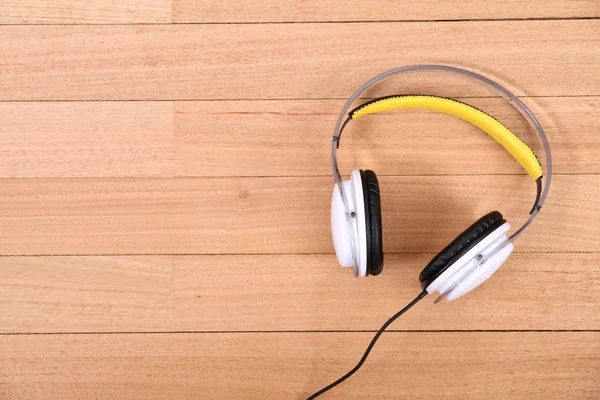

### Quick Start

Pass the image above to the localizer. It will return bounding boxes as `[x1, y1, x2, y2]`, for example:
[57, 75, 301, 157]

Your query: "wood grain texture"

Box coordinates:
[0, 175, 596, 256]
[0, 2, 598, 398]
[175, 97, 600, 176]
[0, 102, 173, 178]
[2, 332, 599, 399]
[2, 97, 596, 178]
[173, 253, 600, 332]
[0, 256, 172, 333]
[2, 253, 597, 333]
[0, 0, 171, 24]
[174, 0, 600, 23]
[1, 20, 599, 100]
[2, 0, 598, 24]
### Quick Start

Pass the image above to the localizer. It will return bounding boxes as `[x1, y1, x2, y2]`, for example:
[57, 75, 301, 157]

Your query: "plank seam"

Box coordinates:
[0, 95, 597, 103]
[0, 17, 598, 26]
[0, 173, 595, 181]
[1, 330, 599, 336]
[0, 251, 598, 257]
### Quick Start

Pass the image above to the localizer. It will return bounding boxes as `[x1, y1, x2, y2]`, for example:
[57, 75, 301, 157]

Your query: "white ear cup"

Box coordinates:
[331, 170, 368, 277]
[426, 222, 513, 301]
[330, 186, 355, 268]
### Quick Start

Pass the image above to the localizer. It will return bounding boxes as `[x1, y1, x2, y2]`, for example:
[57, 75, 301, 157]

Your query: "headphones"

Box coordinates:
[309, 65, 552, 399]
[330, 65, 552, 302]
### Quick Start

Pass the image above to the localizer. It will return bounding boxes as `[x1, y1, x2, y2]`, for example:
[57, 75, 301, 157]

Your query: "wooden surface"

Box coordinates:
[2, 97, 598, 178]
[1, 2, 599, 399]
[3, 333, 599, 399]
[0, 175, 598, 255]
[175, 0, 600, 23]
[2, 253, 598, 333]
[1, 0, 598, 23]
[2, 21, 599, 100]
[0, 0, 171, 24]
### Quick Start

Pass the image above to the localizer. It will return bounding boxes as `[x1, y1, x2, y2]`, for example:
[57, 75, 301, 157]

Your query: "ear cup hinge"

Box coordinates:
[334, 116, 352, 149]
[529, 177, 543, 214]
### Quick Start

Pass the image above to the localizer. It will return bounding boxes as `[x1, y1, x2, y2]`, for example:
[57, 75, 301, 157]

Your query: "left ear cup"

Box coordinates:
[361, 170, 384, 275]
[419, 211, 505, 289]
[331, 170, 368, 276]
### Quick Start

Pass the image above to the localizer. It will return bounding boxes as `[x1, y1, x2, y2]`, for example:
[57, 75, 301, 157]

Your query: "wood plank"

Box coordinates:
[175, 97, 599, 176]
[1, 21, 598, 100]
[2, 0, 597, 24]
[0, 256, 172, 333]
[2, 332, 599, 399]
[174, 0, 600, 23]
[0, 0, 171, 24]
[0, 102, 173, 178]
[173, 253, 600, 331]
[1, 97, 594, 179]
[2, 253, 597, 333]
[0, 175, 596, 255]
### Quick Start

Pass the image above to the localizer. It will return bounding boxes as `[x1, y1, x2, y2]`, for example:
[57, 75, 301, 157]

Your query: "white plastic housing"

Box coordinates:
[331, 170, 368, 277]
[426, 222, 514, 302]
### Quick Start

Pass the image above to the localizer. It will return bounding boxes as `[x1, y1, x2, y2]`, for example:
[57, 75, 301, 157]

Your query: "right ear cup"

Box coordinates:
[360, 170, 384, 276]
[419, 211, 506, 289]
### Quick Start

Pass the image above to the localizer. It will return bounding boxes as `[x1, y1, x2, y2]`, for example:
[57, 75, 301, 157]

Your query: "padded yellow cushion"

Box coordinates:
[350, 95, 542, 180]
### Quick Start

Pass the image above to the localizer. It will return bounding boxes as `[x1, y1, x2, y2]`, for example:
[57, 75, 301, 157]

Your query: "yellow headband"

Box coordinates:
[349, 95, 542, 180]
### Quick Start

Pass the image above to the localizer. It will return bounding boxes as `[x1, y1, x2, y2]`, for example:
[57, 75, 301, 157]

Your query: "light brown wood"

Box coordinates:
[2, 253, 597, 333]
[0, 175, 596, 256]
[0, 102, 173, 178]
[0, 0, 171, 24]
[174, 0, 600, 23]
[1, 98, 595, 178]
[1, 21, 599, 100]
[175, 96, 600, 176]
[2, 332, 599, 399]
[173, 253, 600, 332]
[0, 256, 172, 333]
[2, 0, 598, 24]
[1, 5, 599, 398]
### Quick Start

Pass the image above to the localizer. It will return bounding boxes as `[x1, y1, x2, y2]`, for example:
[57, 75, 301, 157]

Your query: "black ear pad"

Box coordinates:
[419, 211, 506, 289]
[360, 170, 384, 276]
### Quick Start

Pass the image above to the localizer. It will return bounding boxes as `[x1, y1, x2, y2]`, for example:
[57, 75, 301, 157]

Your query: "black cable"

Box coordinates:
[306, 290, 428, 399]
